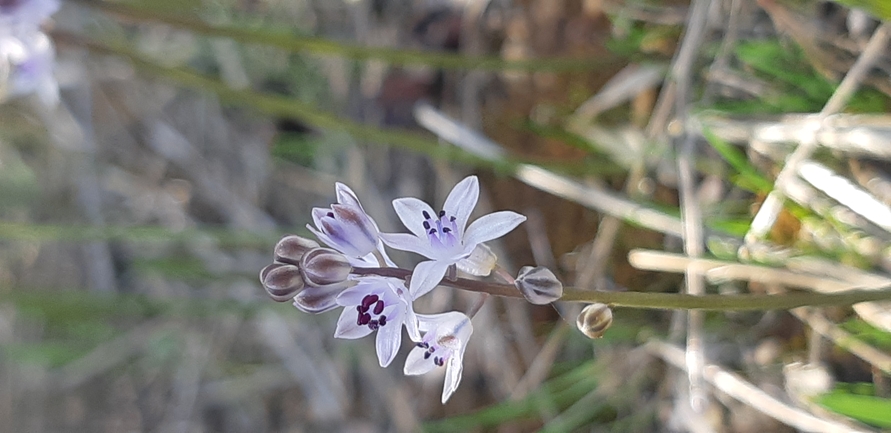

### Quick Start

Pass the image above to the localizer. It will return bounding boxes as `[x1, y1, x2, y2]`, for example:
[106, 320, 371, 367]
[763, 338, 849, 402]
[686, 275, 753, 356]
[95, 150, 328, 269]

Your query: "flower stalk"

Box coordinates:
[350, 266, 891, 311]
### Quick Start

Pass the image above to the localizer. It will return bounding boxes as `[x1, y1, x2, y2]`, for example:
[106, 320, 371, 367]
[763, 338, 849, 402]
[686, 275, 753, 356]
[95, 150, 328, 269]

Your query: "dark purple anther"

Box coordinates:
[424, 352, 431, 360]
[379, 315, 387, 326]
[373, 300, 384, 315]
[361, 294, 379, 309]
[423, 221, 431, 230]
[358, 313, 371, 325]
[422, 210, 431, 219]
[439, 210, 445, 217]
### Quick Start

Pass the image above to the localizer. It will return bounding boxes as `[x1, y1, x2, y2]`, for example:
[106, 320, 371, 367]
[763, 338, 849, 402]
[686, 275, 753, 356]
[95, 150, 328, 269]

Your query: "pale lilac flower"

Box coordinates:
[403, 312, 473, 404]
[381, 176, 526, 297]
[307, 183, 390, 265]
[0, 0, 59, 28]
[0, 28, 58, 106]
[333, 277, 419, 367]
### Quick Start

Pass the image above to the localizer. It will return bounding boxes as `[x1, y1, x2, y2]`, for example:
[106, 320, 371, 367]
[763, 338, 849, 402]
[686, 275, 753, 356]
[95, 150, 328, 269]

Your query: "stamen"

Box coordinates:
[358, 313, 371, 325]
[439, 210, 445, 217]
[423, 221, 430, 230]
[373, 300, 384, 315]
[361, 294, 379, 309]
[416, 342, 426, 348]
[443, 227, 451, 233]
[422, 210, 431, 219]
[379, 315, 387, 326]
[428, 228, 436, 235]
[424, 352, 431, 359]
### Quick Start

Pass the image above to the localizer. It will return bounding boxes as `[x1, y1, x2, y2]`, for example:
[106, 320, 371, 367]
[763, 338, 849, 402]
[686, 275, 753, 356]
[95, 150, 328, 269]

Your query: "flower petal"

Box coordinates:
[306, 224, 342, 254]
[404, 304, 421, 342]
[409, 260, 450, 299]
[404, 347, 436, 376]
[335, 182, 364, 211]
[335, 283, 375, 306]
[392, 197, 437, 238]
[462, 211, 527, 253]
[334, 308, 373, 339]
[442, 354, 464, 403]
[380, 232, 435, 258]
[443, 176, 479, 236]
[375, 320, 402, 367]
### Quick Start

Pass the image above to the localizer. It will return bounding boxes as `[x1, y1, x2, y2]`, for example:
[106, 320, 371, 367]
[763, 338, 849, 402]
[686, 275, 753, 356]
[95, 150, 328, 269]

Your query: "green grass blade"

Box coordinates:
[817, 391, 891, 428]
[75, 0, 618, 72]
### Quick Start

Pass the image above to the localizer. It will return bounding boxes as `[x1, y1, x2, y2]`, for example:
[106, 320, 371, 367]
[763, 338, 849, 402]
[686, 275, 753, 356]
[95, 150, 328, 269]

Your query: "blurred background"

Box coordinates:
[2, 0, 891, 431]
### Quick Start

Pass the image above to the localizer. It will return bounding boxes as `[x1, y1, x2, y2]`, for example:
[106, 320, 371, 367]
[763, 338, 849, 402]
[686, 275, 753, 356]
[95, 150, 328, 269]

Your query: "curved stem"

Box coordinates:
[351, 267, 891, 311]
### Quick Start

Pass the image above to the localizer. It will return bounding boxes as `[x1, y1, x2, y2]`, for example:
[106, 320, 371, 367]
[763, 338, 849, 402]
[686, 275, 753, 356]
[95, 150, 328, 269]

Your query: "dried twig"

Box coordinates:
[648, 340, 873, 433]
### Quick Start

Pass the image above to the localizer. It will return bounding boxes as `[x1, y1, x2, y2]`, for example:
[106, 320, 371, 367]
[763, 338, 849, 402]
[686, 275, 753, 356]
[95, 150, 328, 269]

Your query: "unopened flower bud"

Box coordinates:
[514, 266, 563, 304]
[260, 263, 305, 302]
[274, 235, 320, 265]
[300, 247, 352, 287]
[456, 243, 497, 277]
[293, 285, 345, 314]
[576, 303, 613, 339]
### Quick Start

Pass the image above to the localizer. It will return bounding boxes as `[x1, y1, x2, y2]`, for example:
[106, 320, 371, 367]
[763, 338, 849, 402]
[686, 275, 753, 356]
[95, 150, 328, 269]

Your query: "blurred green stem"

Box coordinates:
[72, 0, 618, 72]
[352, 267, 891, 310]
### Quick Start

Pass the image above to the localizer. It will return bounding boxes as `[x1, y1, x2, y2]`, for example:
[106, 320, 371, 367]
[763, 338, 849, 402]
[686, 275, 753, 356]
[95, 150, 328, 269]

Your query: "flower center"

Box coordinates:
[422, 210, 459, 250]
[416, 341, 447, 367]
[356, 294, 388, 330]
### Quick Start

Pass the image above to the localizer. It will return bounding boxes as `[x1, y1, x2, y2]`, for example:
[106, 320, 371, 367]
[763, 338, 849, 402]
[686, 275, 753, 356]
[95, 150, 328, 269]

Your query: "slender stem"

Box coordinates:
[350, 267, 891, 311]
[72, 0, 618, 72]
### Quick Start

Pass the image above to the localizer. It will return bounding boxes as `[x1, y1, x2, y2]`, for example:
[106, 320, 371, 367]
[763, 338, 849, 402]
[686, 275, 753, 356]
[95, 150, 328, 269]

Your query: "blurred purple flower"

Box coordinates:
[403, 311, 472, 404]
[1, 0, 60, 106]
[0, 29, 57, 105]
[381, 175, 526, 298]
[0, 0, 59, 28]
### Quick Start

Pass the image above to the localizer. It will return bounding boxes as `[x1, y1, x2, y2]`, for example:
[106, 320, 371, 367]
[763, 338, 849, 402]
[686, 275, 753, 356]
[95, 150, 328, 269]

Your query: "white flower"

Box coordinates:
[307, 183, 390, 266]
[404, 312, 473, 404]
[333, 277, 419, 367]
[381, 175, 526, 298]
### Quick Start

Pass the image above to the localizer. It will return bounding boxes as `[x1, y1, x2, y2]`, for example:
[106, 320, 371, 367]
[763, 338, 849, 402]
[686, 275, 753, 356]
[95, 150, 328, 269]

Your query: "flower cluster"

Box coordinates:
[260, 176, 533, 403]
[0, 0, 59, 106]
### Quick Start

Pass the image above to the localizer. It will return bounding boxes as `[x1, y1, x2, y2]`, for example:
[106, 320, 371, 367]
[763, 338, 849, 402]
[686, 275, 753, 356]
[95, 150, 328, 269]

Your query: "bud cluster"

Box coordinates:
[260, 235, 355, 312]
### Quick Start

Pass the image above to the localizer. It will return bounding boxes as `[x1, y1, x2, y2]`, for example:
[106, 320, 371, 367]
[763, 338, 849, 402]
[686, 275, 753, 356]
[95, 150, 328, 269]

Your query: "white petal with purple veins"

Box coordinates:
[442, 175, 479, 236]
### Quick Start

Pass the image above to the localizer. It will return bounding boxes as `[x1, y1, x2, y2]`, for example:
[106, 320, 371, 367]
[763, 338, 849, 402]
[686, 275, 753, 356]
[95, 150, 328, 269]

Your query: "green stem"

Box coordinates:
[351, 267, 891, 310]
[73, 0, 619, 72]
